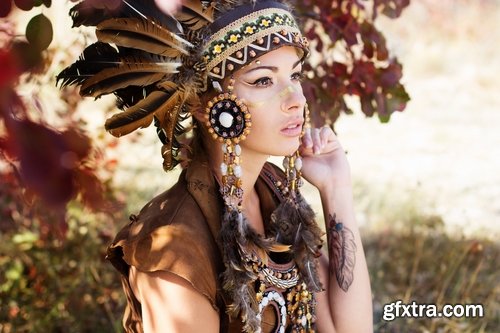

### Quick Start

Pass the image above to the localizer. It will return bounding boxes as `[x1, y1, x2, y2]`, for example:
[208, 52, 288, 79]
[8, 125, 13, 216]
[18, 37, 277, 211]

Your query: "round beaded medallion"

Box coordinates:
[205, 92, 251, 143]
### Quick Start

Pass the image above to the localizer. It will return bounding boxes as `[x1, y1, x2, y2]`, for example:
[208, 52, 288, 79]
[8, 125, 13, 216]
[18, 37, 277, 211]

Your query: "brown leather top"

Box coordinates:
[106, 155, 286, 332]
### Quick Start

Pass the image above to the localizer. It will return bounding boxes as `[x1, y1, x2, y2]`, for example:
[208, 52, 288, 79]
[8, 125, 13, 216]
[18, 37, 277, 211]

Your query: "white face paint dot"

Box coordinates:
[219, 112, 234, 128]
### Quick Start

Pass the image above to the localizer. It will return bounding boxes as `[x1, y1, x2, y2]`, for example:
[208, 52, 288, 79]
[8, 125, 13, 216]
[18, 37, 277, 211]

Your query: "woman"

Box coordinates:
[59, 1, 372, 332]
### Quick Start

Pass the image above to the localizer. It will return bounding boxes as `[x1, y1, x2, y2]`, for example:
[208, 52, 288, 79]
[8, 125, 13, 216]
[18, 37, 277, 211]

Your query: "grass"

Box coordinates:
[1, 179, 498, 333]
[367, 226, 499, 332]
[357, 180, 500, 332]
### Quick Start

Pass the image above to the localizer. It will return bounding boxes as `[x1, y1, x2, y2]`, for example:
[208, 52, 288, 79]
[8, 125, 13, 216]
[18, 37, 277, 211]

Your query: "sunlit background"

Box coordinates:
[339, 0, 500, 237]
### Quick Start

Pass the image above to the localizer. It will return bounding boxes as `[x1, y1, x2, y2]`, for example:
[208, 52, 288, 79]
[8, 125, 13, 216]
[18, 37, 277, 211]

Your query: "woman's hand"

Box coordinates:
[299, 126, 351, 193]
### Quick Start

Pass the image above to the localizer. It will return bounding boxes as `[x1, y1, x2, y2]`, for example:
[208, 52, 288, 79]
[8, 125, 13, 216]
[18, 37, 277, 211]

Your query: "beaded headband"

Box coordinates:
[203, 1, 308, 85]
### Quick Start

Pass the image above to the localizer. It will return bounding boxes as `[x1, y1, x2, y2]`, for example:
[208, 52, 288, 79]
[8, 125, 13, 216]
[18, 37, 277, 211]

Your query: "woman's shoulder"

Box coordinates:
[107, 172, 221, 277]
[128, 175, 204, 238]
[107, 172, 223, 310]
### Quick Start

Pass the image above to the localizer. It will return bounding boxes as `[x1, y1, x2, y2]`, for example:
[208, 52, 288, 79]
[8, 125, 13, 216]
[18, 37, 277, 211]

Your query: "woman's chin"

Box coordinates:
[241, 138, 300, 157]
[272, 141, 301, 157]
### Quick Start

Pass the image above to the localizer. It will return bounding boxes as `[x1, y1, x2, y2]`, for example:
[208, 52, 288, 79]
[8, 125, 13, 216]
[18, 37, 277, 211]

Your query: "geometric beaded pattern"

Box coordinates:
[262, 266, 299, 289]
[202, 8, 306, 81]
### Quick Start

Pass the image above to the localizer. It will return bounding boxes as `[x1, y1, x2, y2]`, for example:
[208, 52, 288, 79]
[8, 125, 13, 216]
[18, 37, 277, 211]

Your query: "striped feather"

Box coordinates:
[105, 82, 181, 137]
[81, 60, 181, 98]
[96, 17, 191, 57]
[56, 42, 119, 88]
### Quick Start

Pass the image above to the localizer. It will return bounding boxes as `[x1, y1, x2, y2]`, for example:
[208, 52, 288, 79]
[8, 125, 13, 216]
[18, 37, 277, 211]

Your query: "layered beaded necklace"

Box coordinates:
[242, 248, 317, 333]
[238, 157, 319, 332]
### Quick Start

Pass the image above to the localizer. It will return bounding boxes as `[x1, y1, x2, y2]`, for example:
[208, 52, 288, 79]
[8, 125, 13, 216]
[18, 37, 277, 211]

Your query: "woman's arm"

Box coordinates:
[317, 181, 373, 332]
[129, 266, 220, 333]
[300, 127, 373, 333]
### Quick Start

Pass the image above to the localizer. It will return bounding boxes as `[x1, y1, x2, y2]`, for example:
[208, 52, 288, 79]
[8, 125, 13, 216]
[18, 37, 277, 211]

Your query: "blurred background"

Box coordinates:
[1, 0, 499, 332]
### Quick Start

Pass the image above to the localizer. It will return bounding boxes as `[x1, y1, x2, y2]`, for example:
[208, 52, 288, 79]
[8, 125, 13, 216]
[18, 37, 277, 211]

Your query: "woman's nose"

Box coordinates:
[280, 84, 306, 113]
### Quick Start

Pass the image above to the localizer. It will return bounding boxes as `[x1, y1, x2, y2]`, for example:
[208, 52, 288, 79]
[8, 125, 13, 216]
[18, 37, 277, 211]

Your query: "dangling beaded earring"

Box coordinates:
[283, 151, 303, 197]
[205, 78, 265, 331]
[204, 76, 251, 211]
[282, 103, 310, 197]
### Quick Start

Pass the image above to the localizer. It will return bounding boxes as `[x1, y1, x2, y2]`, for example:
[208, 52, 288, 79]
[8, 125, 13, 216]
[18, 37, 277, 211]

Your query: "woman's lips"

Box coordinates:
[280, 119, 304, 137]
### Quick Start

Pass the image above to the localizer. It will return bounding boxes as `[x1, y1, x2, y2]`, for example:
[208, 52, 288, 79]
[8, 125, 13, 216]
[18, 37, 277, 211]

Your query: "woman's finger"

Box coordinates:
[320, 126, 332, 147]
[312, 128, 321, 154]
[301, 127, 313, 148]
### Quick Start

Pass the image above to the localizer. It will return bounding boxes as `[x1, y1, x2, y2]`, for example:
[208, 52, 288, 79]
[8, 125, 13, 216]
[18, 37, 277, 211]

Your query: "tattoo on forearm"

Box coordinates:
[327, 213, 356, 292]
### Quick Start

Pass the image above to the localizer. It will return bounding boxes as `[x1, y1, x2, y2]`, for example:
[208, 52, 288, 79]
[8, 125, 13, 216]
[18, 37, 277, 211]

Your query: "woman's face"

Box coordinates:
[232, 46, 306, 157]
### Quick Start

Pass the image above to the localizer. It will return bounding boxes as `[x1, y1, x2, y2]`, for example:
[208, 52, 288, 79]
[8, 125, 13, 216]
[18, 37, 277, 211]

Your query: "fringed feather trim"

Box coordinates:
[219, 209, 260, 332]
[219, 180, 324, 331]
[270, 194, 324, 293]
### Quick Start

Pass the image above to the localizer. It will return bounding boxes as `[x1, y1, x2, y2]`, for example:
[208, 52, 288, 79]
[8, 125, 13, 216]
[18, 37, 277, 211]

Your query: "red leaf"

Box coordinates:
[10, 41, 43, 72]
[4, 119, 75, 206]
[2, 113, 101, 208]
[360, 95, 375, 117]
[13, 0, 34, 11]
[74, 167, 107, 211]
[379, 0, 410, 19]
[61, 129, 92, 161]
[0, 0, 12, 18]
[379, 61, 403, 88]
[0, 49, 21, 88]
[331, 62, 348, 77]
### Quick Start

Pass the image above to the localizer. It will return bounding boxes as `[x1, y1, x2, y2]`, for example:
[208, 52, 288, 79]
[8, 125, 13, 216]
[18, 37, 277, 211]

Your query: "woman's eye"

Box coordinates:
[251, 77, 273, 87]
[291, 71, 305, 82]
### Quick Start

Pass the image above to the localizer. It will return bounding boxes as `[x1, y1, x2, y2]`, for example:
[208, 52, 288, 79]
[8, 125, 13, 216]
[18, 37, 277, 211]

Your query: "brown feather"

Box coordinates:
[269, 243, 291, 253]
[56, 42, 119, 88]
[81, 61, 180, 98]
[157, 91, 184, 169]
[105, 89, 173, 137]
[96, 17, 191, 57]
[328, 213, 356, 292]
[177, 0, 215, 30]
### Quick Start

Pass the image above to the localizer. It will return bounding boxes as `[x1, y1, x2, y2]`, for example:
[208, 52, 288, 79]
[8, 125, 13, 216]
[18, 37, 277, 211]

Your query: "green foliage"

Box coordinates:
[0, 204, 125, 333]
[25, 13, 53, 51]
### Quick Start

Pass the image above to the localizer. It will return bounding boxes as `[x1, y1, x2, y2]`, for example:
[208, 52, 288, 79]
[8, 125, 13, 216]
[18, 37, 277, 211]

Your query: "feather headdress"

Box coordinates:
[58, 0, 308, 171]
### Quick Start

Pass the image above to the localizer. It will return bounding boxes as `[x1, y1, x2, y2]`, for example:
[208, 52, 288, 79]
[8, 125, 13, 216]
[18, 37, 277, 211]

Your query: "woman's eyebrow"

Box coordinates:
[242, 61, 302, 75]
[242, 66, 278, 74]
